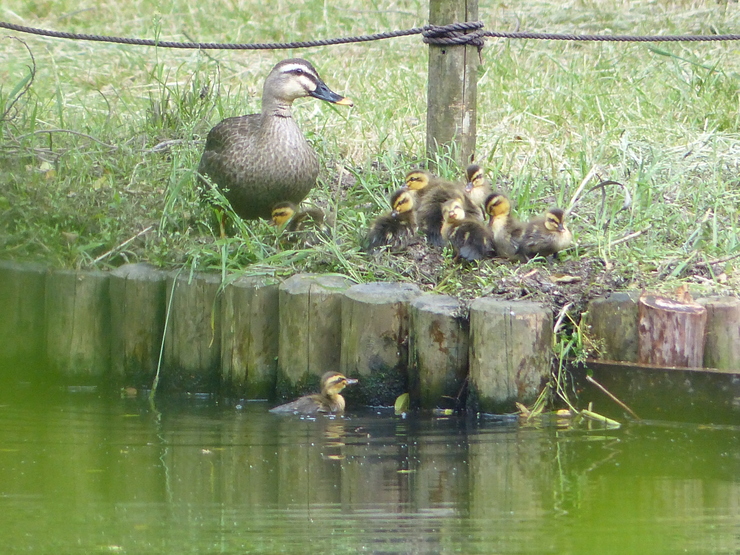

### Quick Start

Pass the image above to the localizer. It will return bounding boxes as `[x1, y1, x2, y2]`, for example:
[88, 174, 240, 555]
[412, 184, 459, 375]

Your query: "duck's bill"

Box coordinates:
[464, 182, 474, 193]
[312, 81, 354, 106]
[344, 378, 359, 385]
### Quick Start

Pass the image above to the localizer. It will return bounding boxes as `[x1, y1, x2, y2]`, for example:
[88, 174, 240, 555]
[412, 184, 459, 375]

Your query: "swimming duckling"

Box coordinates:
[269, 371, 358, 415]
[442, 198, 494, 262]
[517, 207, 573, 260]
[363, 189, 417, 253]
[485, 193, 525, 260]
[464, 164, 493, 214]
[198, 58, 352, 221]
[406, 171, 482, 247]
[271, 202, 330, 247]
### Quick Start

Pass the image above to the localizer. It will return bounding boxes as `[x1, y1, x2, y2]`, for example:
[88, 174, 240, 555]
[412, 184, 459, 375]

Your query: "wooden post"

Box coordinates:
[221, 275, 280, 399]
[426, 0, 479, 169]
[696, 296, 740, 371]
[408, 293, 469, 410]
[341, 282, 422, 406]
[109, 263, 167, 388]
[164, 272, 222, 391]
[0, 260, 47, 372]
[637, 294, 706, 368]
[584, 292, 640, 363]
[45, 269, 111, 379]
[468, 298, 552, 413]
[276, 274, 353, 399]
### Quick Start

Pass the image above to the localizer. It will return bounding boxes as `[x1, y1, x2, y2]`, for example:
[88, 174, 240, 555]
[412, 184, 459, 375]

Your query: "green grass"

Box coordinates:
[1, 0, 740, 301]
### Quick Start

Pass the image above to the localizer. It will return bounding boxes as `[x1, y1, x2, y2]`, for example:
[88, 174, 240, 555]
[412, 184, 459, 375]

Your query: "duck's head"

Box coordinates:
[403, 169, 433, 192]
[264, 58, 353, 106]
[485, 193, 511, 219]
[442, 198, 465, 223]
[389, 189, 415, 218]
[464, 164, 485, 193]
[320, 372, 358, 397]
[544, 208, 567, 233]
[270, 202, 297, 227]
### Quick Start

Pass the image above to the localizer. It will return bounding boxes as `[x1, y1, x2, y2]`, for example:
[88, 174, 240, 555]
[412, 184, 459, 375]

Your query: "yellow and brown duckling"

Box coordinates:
[464, 164, 493, 214]
[269, 371, 358, 415]
[198, 58, 352, 221]
[485, 193, 525, 261]
[271, 201, 330, 247]
[517, 207, 573, 260]
[441, 198, 494, 262]
[363, 189, 417, 253]
[404, 169, 482, 247]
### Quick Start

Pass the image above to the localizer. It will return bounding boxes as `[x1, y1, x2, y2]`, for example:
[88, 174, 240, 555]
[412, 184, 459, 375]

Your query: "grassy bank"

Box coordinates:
[1, 0, 739, 308]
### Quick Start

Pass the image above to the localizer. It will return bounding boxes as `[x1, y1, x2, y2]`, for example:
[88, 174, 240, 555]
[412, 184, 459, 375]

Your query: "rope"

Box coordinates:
[1, 19, 739, 50]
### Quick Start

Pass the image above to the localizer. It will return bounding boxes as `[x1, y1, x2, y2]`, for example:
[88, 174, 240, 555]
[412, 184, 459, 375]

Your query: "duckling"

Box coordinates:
[271, 202, 330, 247]
[464, 164, 493, 214]
[269, 371, 358, 415]
[485, 193, 524, 260]
[517, 207, 573, 260]
[442, 198, 494, 262]
[406, 171, 482, 247]
[363, 189, 417, 253]
[198, 58, 352, 221]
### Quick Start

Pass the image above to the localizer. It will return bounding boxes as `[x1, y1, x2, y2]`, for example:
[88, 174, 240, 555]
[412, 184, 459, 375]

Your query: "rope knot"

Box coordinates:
[422, 21, 485, 50]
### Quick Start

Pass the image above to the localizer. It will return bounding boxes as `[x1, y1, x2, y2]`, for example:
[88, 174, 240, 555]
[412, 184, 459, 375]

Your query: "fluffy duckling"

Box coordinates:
[464, 164, 493, 214]
[441, 198, 494, 262]
[363, 189, 417, 253]
[485, 193, 524, 260]
[198, 59, 352, 221]
[517, 207, 573, 260]
[269, 372, 358, 415]
[404, 170, 482, 247]
[271, 202, 330, 247]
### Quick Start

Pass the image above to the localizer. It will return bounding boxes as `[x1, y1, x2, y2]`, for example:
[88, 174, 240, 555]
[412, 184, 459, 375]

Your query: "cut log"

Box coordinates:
[341, 282, 422, 406]
[408, 293, 469, 410]
[637, 294, 707, 368]
[584, 292, 640, 363]
[221, 275, 280, 398]
[696, 296, 740, 372]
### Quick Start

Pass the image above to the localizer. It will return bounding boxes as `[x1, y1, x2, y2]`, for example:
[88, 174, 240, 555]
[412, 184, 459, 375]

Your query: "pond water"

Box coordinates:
[0, 382, 737, 554]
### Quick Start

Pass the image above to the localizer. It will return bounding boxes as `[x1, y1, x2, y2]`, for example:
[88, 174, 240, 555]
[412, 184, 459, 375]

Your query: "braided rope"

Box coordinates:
[1, 20, 739, 50]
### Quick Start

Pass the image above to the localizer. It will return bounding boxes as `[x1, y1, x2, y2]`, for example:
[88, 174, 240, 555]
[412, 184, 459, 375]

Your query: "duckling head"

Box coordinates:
[270, 202, 297, 227]
[403, 169, 433, 192]
[390, 189, 415, 218]
[321, 371, 359, 397]
[464, 164, 485, 194]
[263, 59, 353, 109]
[544, 208, 567, 233]
[442, 198, 466, 223]
[485, 193, 511, 219]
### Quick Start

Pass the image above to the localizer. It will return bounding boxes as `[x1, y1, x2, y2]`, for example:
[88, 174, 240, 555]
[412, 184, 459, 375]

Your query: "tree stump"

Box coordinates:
[221, 275, 280, 398]
[408, 293, 469, 410]
[637, 294, 707, 368]
[45, 269, 111, 379]
[696, 296, 740, 372]
[468, 299, 552, 413]
[163, 272, 222, 391]
[584, 292, 640, 363]
[0, 260, 47, 372]
[276, 274, 353, 399]
[341, 282, 422, 406]
[109, 263, 167, 388]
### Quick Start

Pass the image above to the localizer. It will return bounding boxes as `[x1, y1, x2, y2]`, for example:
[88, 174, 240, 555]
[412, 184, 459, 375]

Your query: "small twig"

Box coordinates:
[696, 251, 740, 267]
[608, 226, 650, 248]
[91, 225, 154, 264]
[553, 302, 574, 336]
[585, 375, 640, 420]
[17, 128, 118, 150]
[144, 138, 203, 153]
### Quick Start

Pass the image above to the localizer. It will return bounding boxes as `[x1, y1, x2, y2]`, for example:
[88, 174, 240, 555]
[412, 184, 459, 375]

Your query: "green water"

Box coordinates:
[0, 383, 737, 554]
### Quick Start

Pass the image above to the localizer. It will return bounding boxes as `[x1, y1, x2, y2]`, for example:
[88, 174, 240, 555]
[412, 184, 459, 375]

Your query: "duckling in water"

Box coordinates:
[269, 371, 358, 415]
[464, 164, 493, 214]
[442, 198, 494, 262]
[517, 207, 573, 260]
[198, 59, 352, 221]
[271, 202, 330, 247]
[363, 189, 416, 253]
[485, 193, 524, 261]
[404, 170, 482, 247]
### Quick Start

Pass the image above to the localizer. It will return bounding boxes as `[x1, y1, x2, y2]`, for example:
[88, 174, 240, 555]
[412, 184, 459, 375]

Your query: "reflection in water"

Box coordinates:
[0, 384, 737, 554]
